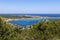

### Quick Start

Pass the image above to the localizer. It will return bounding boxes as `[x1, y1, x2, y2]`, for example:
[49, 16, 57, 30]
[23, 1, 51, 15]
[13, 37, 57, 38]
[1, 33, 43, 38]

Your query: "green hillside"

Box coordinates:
[0, 17, 23, 40]
[0, 17, 60, 40]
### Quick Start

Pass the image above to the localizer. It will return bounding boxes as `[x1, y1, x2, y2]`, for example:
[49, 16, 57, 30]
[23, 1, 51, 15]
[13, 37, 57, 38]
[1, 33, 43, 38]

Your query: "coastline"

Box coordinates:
[5, 17, 60, 23]
[3, 16, 60, 28]
[5, 17, 51, 22]
[5, 16, 41, 22]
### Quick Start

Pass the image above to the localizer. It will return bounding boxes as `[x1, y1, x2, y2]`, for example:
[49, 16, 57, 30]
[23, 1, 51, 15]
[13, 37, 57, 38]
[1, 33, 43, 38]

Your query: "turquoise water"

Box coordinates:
[9, 17, 59, 27]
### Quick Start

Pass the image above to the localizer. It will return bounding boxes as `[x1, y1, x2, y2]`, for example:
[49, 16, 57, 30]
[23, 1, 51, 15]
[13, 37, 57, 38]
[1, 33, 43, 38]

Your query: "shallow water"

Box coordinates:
[9, 17, 59, 27]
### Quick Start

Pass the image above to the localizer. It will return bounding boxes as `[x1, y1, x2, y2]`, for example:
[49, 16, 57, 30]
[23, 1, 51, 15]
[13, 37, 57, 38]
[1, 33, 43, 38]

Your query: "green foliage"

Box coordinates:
[0, 17, 23, 40]
[30, 20, 60, 40]
[0, 16, 60, 40]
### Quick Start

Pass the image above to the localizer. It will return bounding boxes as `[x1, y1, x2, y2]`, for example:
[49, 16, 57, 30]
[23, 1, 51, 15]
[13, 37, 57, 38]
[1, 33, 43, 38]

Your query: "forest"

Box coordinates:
[0, 16, 60, 40]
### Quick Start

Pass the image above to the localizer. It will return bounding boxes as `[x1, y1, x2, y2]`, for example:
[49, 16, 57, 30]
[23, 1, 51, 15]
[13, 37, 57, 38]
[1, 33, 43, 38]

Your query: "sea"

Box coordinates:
[6, 14, 60, 27]
[0, 14, 60, 17]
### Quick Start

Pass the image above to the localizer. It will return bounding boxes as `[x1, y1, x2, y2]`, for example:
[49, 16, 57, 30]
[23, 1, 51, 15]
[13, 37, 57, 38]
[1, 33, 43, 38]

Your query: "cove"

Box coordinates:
[9, 17, 59, 27]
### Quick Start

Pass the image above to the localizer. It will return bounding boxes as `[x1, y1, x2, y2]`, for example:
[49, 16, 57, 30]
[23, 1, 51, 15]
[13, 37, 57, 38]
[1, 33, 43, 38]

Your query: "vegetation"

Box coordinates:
[0, 15, 32, 19]
[0, 17, 23, 40]
[0, 16, 60, 40]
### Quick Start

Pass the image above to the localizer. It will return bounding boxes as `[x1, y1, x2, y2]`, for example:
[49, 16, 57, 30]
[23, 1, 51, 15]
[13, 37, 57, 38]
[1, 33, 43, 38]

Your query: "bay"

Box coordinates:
[9, 17, 59, 27]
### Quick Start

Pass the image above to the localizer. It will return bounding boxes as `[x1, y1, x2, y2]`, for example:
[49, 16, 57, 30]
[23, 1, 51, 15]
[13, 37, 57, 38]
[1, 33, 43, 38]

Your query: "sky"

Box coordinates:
[0, 0, 60, 14]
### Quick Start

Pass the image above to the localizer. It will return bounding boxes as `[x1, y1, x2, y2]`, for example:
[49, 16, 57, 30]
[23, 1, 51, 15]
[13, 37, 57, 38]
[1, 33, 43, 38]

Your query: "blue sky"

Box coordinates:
[0, 0, 60, 14]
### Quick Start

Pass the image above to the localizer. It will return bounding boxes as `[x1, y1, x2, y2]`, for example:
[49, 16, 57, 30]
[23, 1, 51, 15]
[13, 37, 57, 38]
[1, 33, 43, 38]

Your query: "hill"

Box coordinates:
[0, 17, 23, 40]
[0, 17, 60, 40]
[20, 19, 60, 40]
